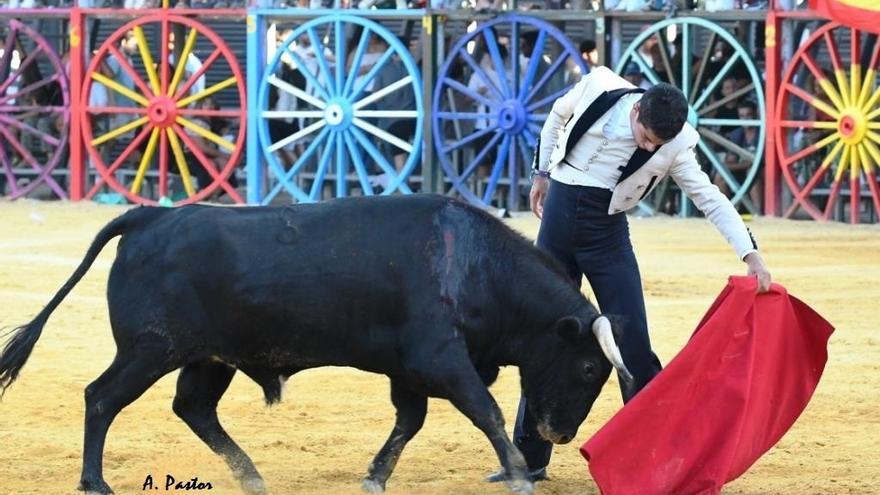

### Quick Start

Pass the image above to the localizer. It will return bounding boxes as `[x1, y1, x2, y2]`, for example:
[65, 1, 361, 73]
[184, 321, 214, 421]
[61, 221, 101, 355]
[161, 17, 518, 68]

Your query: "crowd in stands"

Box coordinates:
[0, 0, 251, 8]
[0, 0, 797, 9]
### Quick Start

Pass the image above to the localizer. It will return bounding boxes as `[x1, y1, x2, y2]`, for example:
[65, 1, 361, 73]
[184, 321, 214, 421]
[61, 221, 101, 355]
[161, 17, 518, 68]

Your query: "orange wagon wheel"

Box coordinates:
[775, 23, 880, 223]
[82, 14, 246, 206]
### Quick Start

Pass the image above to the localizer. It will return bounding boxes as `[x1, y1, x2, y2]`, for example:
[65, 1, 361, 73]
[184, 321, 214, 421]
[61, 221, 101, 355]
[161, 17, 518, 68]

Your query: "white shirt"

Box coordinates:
[551, 93, 640, 190]
[603, 93, 639, 140]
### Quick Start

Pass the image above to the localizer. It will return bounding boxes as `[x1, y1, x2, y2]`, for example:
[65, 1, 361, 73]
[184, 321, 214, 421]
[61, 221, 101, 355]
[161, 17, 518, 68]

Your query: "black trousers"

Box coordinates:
[513, 179, 662, 470]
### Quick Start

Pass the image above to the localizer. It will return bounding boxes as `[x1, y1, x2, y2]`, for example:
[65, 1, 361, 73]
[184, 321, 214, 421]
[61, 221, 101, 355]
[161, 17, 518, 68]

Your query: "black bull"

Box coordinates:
[0, 194, 631, 495]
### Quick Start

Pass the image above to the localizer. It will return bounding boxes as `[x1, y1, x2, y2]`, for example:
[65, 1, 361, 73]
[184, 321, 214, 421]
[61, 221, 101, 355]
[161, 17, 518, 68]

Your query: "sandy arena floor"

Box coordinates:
[0, 199, 877, 495]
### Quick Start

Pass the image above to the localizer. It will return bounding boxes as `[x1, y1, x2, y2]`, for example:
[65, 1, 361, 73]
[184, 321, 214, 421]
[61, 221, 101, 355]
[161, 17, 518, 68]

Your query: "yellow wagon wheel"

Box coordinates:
[776, 23, 880, 223]
[82, 14, 246, 205]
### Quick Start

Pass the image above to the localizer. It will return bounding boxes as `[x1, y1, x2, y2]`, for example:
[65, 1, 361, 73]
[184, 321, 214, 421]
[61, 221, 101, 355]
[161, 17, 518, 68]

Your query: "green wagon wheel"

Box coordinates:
[616, 17, 766, 216]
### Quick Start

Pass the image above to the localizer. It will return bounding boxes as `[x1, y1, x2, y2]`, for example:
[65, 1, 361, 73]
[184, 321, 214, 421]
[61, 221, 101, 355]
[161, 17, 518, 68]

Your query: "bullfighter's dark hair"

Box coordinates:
[638, 83, 688, 142]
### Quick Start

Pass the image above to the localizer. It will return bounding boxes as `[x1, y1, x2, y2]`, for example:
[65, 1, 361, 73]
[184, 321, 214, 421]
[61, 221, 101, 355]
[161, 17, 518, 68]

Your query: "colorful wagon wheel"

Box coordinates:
[616, 17, 766, 216]
[433, 14, 587, 210]
[82, 14, 246, 206]
[257, 14, 423, 204]
[0, 19, 69, 199]
[775, 23, 880, 224]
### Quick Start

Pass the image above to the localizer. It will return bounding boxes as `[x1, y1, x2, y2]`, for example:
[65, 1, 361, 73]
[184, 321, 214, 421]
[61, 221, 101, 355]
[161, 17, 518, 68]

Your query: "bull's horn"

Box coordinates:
[592, 316, 634, 384]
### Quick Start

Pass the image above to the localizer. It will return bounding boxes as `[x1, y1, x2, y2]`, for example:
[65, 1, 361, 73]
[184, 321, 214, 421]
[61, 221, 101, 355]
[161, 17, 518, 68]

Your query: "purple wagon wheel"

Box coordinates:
[0, 19, 70, 199]
[432, 15, 587, 210]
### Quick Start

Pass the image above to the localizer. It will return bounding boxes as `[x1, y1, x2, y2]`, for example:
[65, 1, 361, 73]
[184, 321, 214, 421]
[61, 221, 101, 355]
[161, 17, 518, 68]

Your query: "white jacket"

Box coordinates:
[537, 66, 757, 260]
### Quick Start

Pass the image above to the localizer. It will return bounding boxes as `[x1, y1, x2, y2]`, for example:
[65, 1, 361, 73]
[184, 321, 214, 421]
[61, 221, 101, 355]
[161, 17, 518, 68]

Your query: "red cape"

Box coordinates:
[581, 276, 833, 495]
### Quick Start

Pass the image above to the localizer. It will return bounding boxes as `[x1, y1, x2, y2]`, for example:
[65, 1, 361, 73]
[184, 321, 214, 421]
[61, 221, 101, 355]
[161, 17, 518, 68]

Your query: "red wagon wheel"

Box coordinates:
[775, 23, 880, 223]
[0, 19, 69, 199]
[82, 14, 246, 206]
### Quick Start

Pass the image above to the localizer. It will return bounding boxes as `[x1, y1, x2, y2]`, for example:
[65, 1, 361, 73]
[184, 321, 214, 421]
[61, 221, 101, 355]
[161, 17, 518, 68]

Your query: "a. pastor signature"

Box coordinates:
[142, 474, 213, 491]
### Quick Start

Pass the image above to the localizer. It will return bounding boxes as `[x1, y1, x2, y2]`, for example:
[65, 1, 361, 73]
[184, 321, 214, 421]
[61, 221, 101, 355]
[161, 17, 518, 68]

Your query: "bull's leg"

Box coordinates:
[173, 361, 267, 495]
[362, 380, 427, 493]
[424, 349, 533, 495]
[79, 352, 175, 495]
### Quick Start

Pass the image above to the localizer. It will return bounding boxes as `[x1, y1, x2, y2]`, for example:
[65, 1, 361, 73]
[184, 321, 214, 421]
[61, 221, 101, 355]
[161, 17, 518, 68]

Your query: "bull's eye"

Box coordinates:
[581, 361, 597, 381]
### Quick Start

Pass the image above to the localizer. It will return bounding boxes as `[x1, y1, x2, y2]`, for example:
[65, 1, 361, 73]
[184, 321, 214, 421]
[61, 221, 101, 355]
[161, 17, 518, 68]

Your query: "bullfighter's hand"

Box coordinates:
[530, 176, 550, 219]
[744, 251, 772, 293]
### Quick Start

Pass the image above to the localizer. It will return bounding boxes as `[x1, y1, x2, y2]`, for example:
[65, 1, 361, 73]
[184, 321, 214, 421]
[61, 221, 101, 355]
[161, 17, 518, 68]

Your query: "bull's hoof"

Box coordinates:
[241, 477, 268, 494]
[506, 479, 534, 495]
[485, 467, 547, 483]
[77, 478, 114, 495]
[361, 478, 385, 493]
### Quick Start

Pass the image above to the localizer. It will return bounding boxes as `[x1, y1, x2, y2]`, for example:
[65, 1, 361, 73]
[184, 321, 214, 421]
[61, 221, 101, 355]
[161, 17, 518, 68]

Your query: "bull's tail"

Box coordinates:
[0, 206, 167, 396]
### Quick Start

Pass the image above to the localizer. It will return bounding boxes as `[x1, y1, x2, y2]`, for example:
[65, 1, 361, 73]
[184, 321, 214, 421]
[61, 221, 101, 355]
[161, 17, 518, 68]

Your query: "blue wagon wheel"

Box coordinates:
[257, 15, 423, 204]
[432, 14, 587, 210]
[616, 17, 766, 216]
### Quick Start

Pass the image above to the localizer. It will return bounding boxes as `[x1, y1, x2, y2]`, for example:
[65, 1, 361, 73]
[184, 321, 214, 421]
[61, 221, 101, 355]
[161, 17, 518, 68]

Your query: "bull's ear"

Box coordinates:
[556, 316, 588, 343]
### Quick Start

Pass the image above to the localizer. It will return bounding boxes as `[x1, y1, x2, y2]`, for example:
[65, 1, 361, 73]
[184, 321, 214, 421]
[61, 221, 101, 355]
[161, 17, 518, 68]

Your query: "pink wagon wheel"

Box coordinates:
[775, 23, 880, 223]
[82, 14, 246, 206]
[0, 19, 70, 199]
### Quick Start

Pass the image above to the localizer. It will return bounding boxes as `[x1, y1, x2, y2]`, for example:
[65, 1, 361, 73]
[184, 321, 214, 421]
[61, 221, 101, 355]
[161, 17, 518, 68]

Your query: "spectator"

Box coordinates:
[714, 99, 762, 211]
[181, 98, 228, 191]
[371, 36, 417, 175]
[435, 35, 469, 150]
[606, 0, 651, 11]
[123, 0, 154, 7]
[703, 41, 750, 88]
[267, 26, 302, 169]
[474, 0, 503, 11]
[349, 33, 383, 98]
[794, 74, 829, 170]
[467, 44, 511, 177]
[407, 34, 422, 67]
[711, 77, 741, 125]
[521, 30, 563, 110]
[289, 31, 333, 98]
[580, 39, 599, 71]
[623, 62, 652, 90]
[566, 38, 597, 84]
[635, 25, 661, 74]
[74, 50, 116, 178]
[168, 32, 206, 97]
[203, 96, 240, 189]
[699, 77, 742, 178]
[106, 31, 138, 98]
[105, 31, 140, 138]
[87, 57, 113, 134]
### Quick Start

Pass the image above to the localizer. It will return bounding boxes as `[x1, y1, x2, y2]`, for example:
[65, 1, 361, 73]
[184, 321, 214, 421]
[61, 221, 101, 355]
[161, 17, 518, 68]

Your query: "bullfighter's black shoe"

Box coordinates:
[484, 467, 548, 483]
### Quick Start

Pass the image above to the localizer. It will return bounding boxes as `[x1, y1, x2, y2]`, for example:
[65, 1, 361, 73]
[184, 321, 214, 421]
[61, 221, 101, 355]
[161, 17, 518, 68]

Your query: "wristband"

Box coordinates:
[530, 169, 550, 180]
